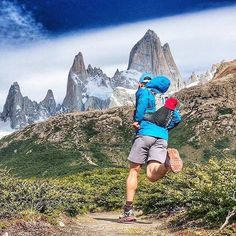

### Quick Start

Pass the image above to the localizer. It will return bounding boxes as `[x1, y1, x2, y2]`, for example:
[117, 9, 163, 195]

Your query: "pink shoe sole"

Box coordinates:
[167, 148, 183, 173]
[117, 216, 137, 223]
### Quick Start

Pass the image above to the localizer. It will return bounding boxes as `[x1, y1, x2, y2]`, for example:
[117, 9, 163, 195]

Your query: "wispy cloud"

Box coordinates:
[0, 0, 46, 46]
[0, 4, 236, 111]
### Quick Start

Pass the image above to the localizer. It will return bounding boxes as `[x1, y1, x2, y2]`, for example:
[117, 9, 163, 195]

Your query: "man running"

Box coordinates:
[118, 73, 182, 223]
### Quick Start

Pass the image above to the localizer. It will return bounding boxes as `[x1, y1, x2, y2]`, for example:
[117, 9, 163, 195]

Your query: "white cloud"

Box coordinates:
[0, 0, 45, 45]
[0, 5, 236, 111]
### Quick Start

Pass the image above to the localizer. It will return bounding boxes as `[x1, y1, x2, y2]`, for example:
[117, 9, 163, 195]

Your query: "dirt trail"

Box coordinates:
[59, 212, 171, 236]
[2, 212, 175, 236]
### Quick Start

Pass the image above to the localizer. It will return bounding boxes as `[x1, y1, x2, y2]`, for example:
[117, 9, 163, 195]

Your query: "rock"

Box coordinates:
[176, 59, 236, 139]
[109, 87, 136, 108]
[84, 96, 110, 111]
[62, 52, 88, 112]
[127, 29, 183, 92]
[39, 89, 57, 117]
[1, 30, 184, 131]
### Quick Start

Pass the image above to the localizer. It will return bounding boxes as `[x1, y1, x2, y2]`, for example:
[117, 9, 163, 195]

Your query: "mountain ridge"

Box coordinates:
[0, 29, 182, 130]
[0, 59, 235, 176]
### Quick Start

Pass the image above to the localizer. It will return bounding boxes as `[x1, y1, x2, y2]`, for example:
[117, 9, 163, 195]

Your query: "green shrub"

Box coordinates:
[0, 158, 235, 229]
[136, 158, 236, 227]
[217, 107, 233, 115]
[214, 137, 231, 150]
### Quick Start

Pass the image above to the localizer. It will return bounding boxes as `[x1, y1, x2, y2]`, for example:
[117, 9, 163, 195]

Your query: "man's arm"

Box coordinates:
[134, 89, 149, 123]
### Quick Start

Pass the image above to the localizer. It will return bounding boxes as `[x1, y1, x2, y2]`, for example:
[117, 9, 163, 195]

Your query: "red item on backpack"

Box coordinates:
[164, 97, 178, 111]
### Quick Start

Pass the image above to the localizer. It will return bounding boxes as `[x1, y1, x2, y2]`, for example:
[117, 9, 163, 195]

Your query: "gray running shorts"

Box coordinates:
[128, 135, 168, 164]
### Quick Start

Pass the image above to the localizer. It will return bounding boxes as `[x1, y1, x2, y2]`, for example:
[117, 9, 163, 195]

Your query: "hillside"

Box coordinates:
[173, 59, 236, 161]
[0, 61, 236, 235]
[0, 60, 236, 177]
[0, 106, 134, 177]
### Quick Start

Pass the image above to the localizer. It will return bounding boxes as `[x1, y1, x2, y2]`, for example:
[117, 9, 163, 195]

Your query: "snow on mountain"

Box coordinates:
[85, 75, 113, 100]
[185, 62, 220, 88]
[1, 29, 184, 130]
[110, 69, 141, 89]
[0, 119, 14, 139]
[109, 87, 136, 108]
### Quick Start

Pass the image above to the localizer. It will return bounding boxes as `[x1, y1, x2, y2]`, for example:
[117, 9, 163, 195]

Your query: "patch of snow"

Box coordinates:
[116, 86, 136, 95]
[82, 97, 87, 104]
[109, 86, 136, 108]
[86, 76, 113, 100]
[71, 73, 85, 86]
[109, 94, 121, 107]
[0, 119, 14, 139]
[16, 104, 21, 110]
[36, 115, 46, 122]
[186, 81, 200, 88]
[120, 69, 141, 81]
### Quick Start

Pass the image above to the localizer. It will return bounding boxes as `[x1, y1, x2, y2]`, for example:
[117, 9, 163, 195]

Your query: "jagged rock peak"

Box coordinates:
[1, 82, 25, 128]
[114, 69, 120, 77]
[162, 43, 170, 50]
[87, 64, 93, 74]
[127, 29, 162, 73]
[70, 52, 87, 79]
[9, 82, 21, 94]
[42, 89, 55, 103]
[87, 66, 108, 78]
[62, 52, 88, 113]
[5, 82, 23, 102]
[144, 29, 159, 40]
[189, 72, 198, 82]
[40, 89, 57, 116]
[127, 29, 183, 92]
[213, 59, 236, 80]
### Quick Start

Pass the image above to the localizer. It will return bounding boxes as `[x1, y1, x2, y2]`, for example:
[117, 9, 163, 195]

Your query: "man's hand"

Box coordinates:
[132, 122, 140, 130]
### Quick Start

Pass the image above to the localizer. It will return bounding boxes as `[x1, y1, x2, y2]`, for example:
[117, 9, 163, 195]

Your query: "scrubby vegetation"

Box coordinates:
[0, 158, 235, 233]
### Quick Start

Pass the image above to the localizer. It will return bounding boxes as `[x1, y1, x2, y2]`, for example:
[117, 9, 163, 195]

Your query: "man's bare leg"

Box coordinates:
[126, 161, 142, 202]
[118, 162, 142, 223]
[146, 161, 168, 182]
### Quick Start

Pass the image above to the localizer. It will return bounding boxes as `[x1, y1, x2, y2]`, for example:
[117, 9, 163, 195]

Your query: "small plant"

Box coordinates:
[217, 107, 233, 115]
[214, 137, 231, 150]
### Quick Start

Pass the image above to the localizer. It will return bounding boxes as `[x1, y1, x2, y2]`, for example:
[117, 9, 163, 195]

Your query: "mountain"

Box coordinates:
[172, 59, 236, 160]
[0, 82, 57, 129]
[185, 62, 220, 88]
[0, 29, 183, 131]
[127, 30, 183, 92]
[61, 52, 112, 112]
[0, 106, 134, 177]
[62, 52, 87, 112]
[0, 60, 235, 176]
[62, 30, 183, 113]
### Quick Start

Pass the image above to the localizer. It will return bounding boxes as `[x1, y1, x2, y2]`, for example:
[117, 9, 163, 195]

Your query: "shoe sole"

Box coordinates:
[117, 217, 137, 224]
[167, 148, 183, 173]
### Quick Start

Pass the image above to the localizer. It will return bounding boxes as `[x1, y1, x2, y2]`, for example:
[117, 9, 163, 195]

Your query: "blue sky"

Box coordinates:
[0, 0, 236, 110]
[16, 0, 236, 33]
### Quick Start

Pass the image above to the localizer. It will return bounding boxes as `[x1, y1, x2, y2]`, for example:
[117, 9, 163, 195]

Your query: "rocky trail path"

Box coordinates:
[60, 212, 171, 236]
[2, 212, 173, 236]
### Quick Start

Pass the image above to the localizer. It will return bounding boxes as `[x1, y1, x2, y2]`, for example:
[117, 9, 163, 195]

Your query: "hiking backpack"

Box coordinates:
[144, 106, 174, 128]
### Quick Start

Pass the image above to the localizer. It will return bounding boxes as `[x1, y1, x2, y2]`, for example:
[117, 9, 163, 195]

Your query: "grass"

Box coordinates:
[169, 118, 200, 149]
[0, 140, 97, 178]
[0, 158, 235, 233]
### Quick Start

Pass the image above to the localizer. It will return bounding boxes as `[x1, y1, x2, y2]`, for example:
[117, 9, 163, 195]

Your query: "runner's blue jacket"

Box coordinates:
[134, 77, 181, 140]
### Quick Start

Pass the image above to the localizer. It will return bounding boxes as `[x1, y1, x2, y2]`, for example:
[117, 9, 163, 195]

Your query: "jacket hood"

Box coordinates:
[139, 73, 153, 83]
[146, 76, 170, 94]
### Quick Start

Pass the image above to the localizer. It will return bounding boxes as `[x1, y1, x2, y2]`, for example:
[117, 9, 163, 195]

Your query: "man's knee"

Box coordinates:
[146, 172, 161, 182]
[146, 161, 166, 182]
[129, 161, 142, 172]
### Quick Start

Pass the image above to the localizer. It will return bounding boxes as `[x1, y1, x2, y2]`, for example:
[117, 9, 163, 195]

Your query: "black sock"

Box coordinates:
[124, 201, 133, 210]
